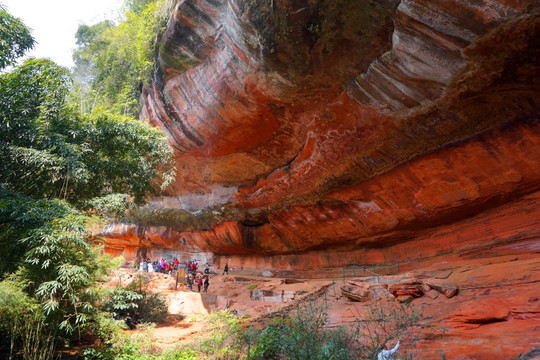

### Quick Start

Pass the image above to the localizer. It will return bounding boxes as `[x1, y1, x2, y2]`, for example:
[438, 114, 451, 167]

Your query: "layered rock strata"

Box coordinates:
[102, 0, 539, 267]
[97, 3, 540, 357]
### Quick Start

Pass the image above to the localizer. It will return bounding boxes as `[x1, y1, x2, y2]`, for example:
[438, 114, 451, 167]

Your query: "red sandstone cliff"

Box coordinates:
[99, 1, 540, 357]
[100, 0, 540, 258]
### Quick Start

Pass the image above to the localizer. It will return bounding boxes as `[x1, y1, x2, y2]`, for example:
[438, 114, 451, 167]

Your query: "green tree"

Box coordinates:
[0, 58, 175, 204]
[0, 6, 175, 358]
[72, 20, 115, 86]
[72, 0, 170, 117]
[0, 5, 34, 69]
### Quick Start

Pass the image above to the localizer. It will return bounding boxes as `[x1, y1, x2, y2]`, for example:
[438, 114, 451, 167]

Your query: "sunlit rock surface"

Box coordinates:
[127, 0, 539, 255]
[101, 1, 539, 357]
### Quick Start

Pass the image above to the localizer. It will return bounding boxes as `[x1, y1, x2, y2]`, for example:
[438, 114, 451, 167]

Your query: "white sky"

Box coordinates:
[2, 0, 122, 68]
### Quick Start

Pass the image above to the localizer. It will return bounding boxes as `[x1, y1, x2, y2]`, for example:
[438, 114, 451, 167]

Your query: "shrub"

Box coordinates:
[350, 302, 445, 360]
[102, 284, 168, 324]
[248, 304, 352, 360]
[136, 292, 168, 324]
[196, 309, 245, 359]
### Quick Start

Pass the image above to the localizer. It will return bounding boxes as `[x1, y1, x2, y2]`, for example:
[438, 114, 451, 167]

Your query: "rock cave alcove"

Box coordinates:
[98, 0, 539, 358]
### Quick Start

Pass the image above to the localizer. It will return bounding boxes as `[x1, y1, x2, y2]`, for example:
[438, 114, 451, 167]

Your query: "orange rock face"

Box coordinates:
[100, 1, 539, 358]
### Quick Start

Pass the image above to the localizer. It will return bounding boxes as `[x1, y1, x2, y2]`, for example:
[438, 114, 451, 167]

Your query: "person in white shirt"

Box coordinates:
[377, 340, 400, 360]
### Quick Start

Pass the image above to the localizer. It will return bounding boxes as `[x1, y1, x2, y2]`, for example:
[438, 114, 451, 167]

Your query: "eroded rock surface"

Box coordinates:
[99, 2, 539, 358]
[100, 0, 540, 265]
[118, 0, 539, 257]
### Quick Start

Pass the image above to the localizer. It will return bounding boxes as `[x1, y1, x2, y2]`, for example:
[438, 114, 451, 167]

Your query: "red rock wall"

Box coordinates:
[101, 120, 540, 270]
[102, 0, 539, 272]
[141, 0, 537, 206]
[99, 5, 540, 356]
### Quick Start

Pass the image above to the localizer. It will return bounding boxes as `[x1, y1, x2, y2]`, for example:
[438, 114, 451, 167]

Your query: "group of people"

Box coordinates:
[138, 257, 232, 295]
[186, 272, 209, 293]
[185, 260, 211, 292]
[139, 257, 179, 274]
[185, 259, 199, 273]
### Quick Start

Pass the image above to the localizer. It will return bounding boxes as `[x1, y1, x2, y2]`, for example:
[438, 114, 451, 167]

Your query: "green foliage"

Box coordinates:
[84, 331, 169, 360]
[0, 189, 71, 274]
[73, 110, 175, 203]
[72, 20, 115, 87]
[0, 221, 127, 358]
[19, 310, 58, 360]
[249, 304, 351, 360]
[0, 58, 70, 143]
[106, 286, 144, 315]
[0, 4, 175, 359]
[0, 278, 58, 360]
[196, 310, 245, 359]
[72, 0, 172, 116]
[10, 204, 106, 336]
[0, 190, 108, 341]
[84, 310, 245, 360]
[86, 193, 132, 219]
[134, 292, 168, 323]
[0, 58, 175, 204]
[92, 252, 126, 281]
[0, 278, 38, 355]
[0, 5, 34, 69]
[82, 320, 122, 360]
[81, 303, 443, 360]
[102, 284, 167, 323]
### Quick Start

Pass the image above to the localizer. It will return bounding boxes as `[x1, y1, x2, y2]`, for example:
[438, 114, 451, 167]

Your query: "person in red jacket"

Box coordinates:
[197, 276, 203, 292]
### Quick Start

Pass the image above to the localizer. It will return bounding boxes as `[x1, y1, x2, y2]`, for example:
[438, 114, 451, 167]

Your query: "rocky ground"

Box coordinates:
[112, 252, 540, 360]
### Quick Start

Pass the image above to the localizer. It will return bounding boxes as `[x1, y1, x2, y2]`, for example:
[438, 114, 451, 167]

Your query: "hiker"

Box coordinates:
[133, 312, 140, 326]
[204, 263, 210, 274]
[203, 276, 209, 293]
[165, 262, 173, 274]
[197, 276, 203, 292]
[377, 340, 400, 360]
[187, 274, 193, 291]
[125, 312, 136, 330]
[222, 263, 228, 275]
[142, 260, 148, 272]
[173, 257, 179, 270]
[160, 257, 166, 272]
[153, 260, 160, 273]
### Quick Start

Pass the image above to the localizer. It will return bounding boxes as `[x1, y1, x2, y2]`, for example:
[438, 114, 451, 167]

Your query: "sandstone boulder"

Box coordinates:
[424, 289, 440, 300]
[368, 284, 395, 300]
[389, 284, 423, 298]
[341, 284, 370, 302]
[423, 279, 458, 298]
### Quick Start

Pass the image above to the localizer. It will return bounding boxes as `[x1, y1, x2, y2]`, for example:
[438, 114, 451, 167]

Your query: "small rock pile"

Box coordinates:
[341, 270, 458, 303]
